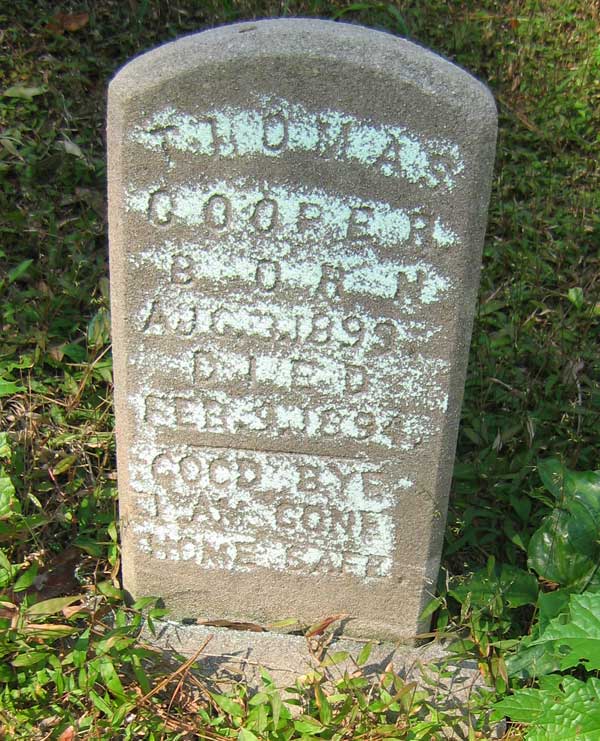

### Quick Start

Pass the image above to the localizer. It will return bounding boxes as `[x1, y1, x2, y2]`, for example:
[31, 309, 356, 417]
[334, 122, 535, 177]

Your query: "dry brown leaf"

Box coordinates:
[198, 619, 266, 632]
[62, 602, 89, 619]
[0, 600, 18, 619]
[58, 726, 75, 741]
[47, 12, 89, 34]
[23, 623, 77, 639]
[48, 346, 64, 362]
[28, 546, 82, 601]
[0, 600, 19, 629]
[305, 613, 348, 637]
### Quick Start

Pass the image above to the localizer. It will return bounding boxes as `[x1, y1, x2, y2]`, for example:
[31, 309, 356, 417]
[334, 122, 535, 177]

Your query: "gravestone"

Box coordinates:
[108, 19, 496, 641]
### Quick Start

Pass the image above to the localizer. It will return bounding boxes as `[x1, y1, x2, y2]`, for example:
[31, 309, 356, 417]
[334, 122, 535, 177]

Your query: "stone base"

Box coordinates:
[143, 620, 504, 738]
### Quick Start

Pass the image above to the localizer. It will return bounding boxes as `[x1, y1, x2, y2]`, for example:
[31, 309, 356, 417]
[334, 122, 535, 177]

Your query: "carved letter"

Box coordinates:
[316, 264, 344, 300]
[341, 315, 364, 346]
[375, 132, 402, 177]
[207, 117, 234, 156]
[144, 394, 172, 426]
[147, 189, 172, 225]
[301, 506, 323, 531]
[193, 351, 216, 383]
[345, 364, 367, 393]
[297, 202, 322, 233]
[179, 454, 201, 483]
[237, 459, 261, 489]
[307, 314, 331, 344]
[291, 360, 315, 389]
[204, 194, 231, 230]
[208, 458, 234, 487]
[250, 198, 278, 232]
[262, 111, 288, 151]
[297, 464, 320, 492]
[320, 408, 341, 436]
[204, 399, 226, 431]
[151, 452, 177, 488]
[354, 411, 376, 440]
[174, 396, 200, 428]
[171, 254, 192, 284]
[372, 320, 396, 354]
[346, 206, 373, 241]
[255, 259, 280, 291]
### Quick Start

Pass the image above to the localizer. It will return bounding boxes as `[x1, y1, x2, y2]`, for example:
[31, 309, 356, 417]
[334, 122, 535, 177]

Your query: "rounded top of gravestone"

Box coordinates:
[109, 18, 496, 121]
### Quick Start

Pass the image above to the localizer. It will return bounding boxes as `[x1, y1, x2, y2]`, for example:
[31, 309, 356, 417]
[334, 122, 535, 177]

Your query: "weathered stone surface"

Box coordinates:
[149, 622, 480, 700]
[108, 19, 496, 640]
[143, 624, 505, 739]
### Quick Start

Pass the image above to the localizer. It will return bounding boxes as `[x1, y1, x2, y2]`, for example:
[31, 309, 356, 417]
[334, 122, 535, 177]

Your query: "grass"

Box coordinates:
[0, 0, 599, 738]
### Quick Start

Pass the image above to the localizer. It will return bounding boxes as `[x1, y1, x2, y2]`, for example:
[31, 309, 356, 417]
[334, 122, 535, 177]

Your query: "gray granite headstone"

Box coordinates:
[108, 19, 496, 641]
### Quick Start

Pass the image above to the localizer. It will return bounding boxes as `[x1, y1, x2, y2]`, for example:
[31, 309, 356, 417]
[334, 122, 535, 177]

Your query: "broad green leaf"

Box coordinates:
[60, 343, 87, 363]
[107, 520, 118, 542]
[567, 287, 585, 309]
[249, 703, 268, 734]
[0, 473, 15, 498]
[248, 692, 269, 706]
[132, 663, 151, 695]
[89, 689, 114, 718]
[259, 667, 274, 687]
[419, 596, 442, 620]
[505, 639, 561, 679]
[493, 676, 600, 741]
[131, 596, 159, 611]
[0, 550, 13, 571]
[501, 565, 539, 607]
[98, 657, 126, 697]
[538, 459, 569, 500]
[270, 690, 282, 729]
[356, 642, 373, 666]
[493, 686, 553, 724]
[539, 461, 600, 515]
[527, 508, 599, 589]
[12, 651, 50, 667]
[70, 628, 91, 668]
[13, 564, 37, 591]
[112, 700, 136, 729]
[211, 693, 245, 718]
[319, 651, 349, 667]
[293, 715, 324, 734]
[96, 581, 123, 600]
[0, 473, 19, 519]
[533, 592, 600, 671]
[96, 633, 136, 654]
[537, 589, 571, 631]
[0, 380, 25, 397]
[52, 454, 78, 476]
[87, 307, 111, 347]
[567, 469, 600, 521]
[238, 729, 259, 741]
[315, 684, 332, 725]
[2, 85, 46, 99]
[449, 564, 537, 609]
[0, 433, 11, 460]
[8, 259, 33, 283]
[0, 664, 13, 681]
[73, 535, 104, 557]
[26, 595, 83, 617]
[0, 549, 16, 586]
